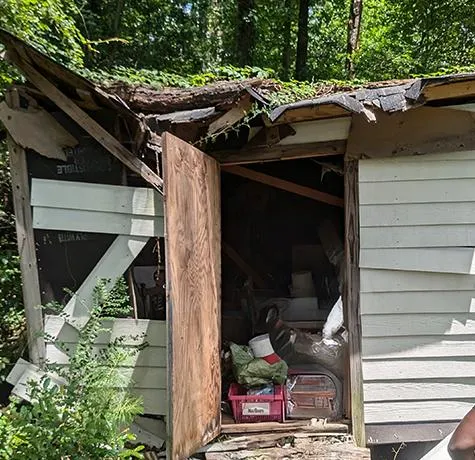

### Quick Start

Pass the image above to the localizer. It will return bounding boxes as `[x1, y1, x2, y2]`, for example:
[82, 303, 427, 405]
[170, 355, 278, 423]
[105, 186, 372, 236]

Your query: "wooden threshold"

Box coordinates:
[221, 417, 349, 435]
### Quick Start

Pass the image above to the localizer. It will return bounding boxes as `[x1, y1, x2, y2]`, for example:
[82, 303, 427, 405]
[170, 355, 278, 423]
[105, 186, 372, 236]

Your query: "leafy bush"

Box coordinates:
[0, 282, 145, 460]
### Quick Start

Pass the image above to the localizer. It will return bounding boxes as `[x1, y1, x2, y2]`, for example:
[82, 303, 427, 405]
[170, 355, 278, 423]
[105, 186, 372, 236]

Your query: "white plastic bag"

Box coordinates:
[322, 296, 343, 342]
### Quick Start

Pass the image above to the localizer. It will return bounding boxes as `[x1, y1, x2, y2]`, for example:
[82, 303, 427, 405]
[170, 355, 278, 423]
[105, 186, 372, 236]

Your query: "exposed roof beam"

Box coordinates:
[7, 51, 163, 191]
[214, 140, 346, 165]
[222, 165, 344, 207]
[278, 117, 351, 145]
[207, 93, 253, 136]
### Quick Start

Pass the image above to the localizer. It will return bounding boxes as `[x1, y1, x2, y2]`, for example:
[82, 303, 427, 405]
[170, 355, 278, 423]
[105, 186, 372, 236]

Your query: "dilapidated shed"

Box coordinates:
[3, 28, 475, 459]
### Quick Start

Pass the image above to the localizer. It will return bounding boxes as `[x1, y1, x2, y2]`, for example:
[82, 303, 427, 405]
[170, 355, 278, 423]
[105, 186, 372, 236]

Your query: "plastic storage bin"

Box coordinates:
[228, 383, 286, 423]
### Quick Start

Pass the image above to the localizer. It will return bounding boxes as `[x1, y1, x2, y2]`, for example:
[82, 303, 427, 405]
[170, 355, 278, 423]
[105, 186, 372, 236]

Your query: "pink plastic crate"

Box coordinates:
[228, 383, 285, 423]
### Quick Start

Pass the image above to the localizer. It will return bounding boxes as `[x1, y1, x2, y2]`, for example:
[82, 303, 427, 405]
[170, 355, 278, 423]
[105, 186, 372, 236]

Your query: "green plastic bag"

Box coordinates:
[230, 343, 288, 387]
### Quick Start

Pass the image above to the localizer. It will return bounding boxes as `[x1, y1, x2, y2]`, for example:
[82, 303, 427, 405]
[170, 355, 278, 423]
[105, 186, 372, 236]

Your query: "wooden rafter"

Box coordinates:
[222, 242, 267, 289]
[214, 140, 346, 165]
[222, 165, 344, 207]
[7, 52, 163, 191]
[207, 93, 253, 136]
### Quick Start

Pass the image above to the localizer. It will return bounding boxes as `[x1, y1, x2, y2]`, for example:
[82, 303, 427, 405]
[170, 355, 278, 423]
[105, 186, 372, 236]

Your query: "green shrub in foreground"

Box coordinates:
[0, 281, 145, 459]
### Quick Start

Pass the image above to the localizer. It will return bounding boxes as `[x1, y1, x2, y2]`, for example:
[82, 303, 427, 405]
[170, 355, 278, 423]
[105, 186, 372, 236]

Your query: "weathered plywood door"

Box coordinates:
[162, 133, 221, 459]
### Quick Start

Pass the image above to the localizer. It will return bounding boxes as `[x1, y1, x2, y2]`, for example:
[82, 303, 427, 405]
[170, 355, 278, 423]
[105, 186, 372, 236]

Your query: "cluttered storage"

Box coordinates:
[219, 156, 347, 426]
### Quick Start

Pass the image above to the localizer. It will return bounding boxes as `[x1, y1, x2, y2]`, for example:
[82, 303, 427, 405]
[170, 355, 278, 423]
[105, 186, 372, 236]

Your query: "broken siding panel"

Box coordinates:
[361, 269, 475, 292]
[360, 248, 475, 274]
[359, 151, 475, 426]
[31, 179, 164, 237]
[33, 207, 164, 237]
[31, 179, 164, 217]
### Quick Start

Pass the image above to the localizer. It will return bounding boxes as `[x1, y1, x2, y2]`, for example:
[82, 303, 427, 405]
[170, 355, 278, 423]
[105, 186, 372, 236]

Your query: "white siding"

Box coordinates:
[31, 179, 164, 237]
[44, 315, 167, 415]
[359, 151, 475, 425]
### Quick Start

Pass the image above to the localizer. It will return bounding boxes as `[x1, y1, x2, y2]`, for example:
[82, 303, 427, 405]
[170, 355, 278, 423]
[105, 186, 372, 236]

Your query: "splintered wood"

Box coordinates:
[0, 101, 77, 160]
[162, 133, 221, 460]
[203, 435, 370, 459]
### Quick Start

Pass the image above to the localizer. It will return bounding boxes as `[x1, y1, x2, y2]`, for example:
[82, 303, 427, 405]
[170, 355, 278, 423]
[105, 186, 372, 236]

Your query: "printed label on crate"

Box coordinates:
[242, 402, 271, 416]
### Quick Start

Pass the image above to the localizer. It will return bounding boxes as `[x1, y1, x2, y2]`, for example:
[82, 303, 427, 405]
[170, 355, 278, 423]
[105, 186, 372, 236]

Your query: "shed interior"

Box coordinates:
[218, 156, 348, 425]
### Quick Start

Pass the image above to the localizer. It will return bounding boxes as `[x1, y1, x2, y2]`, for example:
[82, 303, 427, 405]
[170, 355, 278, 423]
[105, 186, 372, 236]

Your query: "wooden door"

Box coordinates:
[162, 133, 221, 460]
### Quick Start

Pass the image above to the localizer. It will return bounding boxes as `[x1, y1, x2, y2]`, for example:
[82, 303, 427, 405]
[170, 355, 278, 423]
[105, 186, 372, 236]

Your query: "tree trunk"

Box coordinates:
[346, 0, 363, 79]
[112, 0, 127, 35]
[236, 0, 255, 67]
[281, 0, 293, 81]
[295, 0, 309, 81]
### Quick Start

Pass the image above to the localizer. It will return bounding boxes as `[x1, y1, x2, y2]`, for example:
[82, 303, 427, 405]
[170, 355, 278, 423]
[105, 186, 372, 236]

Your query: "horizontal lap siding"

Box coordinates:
[359, 152, 475, 426]
[45, 316, 167, 415]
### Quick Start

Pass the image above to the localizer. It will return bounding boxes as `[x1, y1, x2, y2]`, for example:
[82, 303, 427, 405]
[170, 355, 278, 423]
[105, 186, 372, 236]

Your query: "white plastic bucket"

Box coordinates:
[249, 334, 275, 358]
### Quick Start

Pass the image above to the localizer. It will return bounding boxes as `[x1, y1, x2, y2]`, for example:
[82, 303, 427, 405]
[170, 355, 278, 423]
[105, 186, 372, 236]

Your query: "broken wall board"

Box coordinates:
[360, 269, 475, 293]
[7, 358, 167, 419]
[0, 102, 77, 160]
[6, 358, 65, 401]
[347, 107, 475, 160]
[31, 179, 164, 217]
[9, 54, 163, 190]
[44, 315, 168, 415]
[207, 94, 252, 136]
[360, 248, 475, 274]
[55, 235, 148, 324]
[45, 342, 166, 367]
[45, 315, 166, 348]
[33, 207, 163, 237]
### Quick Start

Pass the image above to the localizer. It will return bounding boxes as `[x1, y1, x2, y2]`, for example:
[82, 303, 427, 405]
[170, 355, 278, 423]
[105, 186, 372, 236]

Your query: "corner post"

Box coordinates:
[344, 158, 365, 446]
[6, 88, 45, 365]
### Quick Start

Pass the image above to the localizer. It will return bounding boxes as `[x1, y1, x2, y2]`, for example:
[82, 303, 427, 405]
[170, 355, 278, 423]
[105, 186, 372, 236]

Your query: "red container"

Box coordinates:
[228, 383, 285, 423]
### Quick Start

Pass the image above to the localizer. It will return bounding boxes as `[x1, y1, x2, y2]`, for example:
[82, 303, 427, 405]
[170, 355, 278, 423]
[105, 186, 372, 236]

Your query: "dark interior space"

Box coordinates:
[219, 156, 348, 424]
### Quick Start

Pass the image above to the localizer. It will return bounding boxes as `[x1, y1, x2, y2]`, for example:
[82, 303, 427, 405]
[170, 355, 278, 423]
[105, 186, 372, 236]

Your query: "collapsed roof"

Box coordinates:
[2, 28, 475, 150]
